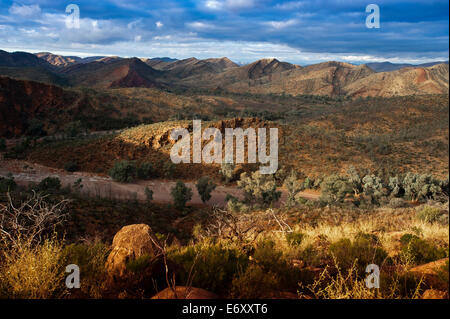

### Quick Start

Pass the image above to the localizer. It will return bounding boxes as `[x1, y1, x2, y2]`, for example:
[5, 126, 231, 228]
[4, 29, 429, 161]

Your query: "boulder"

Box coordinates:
[422, 289, 449, 299]
[152, 287, 218, 299]
[409, 258, 448, 290]
[106, 224, 160, 277]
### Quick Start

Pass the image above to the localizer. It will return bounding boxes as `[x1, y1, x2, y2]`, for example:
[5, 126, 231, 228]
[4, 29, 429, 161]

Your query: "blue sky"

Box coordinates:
[0, 0, 448, 64]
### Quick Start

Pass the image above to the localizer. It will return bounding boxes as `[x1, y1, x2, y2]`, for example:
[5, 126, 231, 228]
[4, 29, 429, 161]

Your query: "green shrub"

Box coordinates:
[231, 264, 279, 298]
[329, 235, 388, 275]
[26, 119, 46, 137]
[0, 175, 17, 193]
[64, 161, 79, 172]
[144, 187, 153, 202]
[62, 243, 110, 277]
[0, 138, 6, 151]
[162, 162, 176, 178]
[237, 171, 281, 207]
[169, 244, 248, 294]
[253, 240, 283, 270]
[400, 235, 447, 264]
[35, 177, 61, 193]
[196, 176, 216, 203]
[283, 170, 304, 207]
[286, 232, 305, 247]
[252, 239, 312, 291]
[388, 197, 407, 208]
[416, 206, 447, 224]
[64, 121, 84, 138]
[109, 160, 137, 183]
[137, 162, 154, 179]
[219, 162, 235, 183]
[320, 175, 352, 204]
[170, 181, 193, 210]
[126, 255, 152, 273]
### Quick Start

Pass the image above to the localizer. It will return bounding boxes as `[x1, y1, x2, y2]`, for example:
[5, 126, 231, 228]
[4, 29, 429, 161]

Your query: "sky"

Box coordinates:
[0, 0, 448, 65]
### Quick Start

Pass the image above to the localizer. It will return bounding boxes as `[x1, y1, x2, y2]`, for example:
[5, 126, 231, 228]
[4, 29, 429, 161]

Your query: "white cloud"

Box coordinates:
[186, 21, 215, 29]
[263, 19, 299, 30]
[156, 21, 164, 28]
[274, 1, 304, 10]
[204, 0, 255, 11]
[9, 4, 41, 17]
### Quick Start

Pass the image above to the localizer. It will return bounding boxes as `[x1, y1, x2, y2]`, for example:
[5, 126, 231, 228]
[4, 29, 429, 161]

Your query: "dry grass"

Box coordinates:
[0, 237, 65, 298]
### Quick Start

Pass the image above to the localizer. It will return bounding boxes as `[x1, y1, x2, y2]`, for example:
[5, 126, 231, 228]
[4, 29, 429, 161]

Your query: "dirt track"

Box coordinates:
[0, 158, 320, 207]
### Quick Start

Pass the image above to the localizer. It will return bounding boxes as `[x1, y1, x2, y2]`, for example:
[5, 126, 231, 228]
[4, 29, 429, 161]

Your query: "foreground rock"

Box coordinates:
[409, 258, 449, 291]
[422, 289, 449, 299]
[152, 287, 218, 299]
[106, 224, 160, 277]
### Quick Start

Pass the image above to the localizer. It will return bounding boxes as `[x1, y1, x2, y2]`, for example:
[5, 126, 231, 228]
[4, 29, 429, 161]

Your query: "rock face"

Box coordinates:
[152, 287, 218, 299]
[106, 224, 160, 277]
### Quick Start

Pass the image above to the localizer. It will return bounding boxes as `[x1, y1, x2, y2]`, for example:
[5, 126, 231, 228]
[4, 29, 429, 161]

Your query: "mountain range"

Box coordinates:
[0, 49, 448, 98]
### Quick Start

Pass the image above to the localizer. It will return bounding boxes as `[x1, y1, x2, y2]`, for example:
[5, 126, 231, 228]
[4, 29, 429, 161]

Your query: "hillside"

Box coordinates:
[178, 58, 299, 89]
[0, 50, 448, 97]
[24, 94, 449, 179]
[59, 58, 164, 89]
[0, 50, 66, 85]
[0, 77, 74, 137]
[367, 61, 449, 72]
[345, 63, 449, 97]
[35, 52, 81, 67]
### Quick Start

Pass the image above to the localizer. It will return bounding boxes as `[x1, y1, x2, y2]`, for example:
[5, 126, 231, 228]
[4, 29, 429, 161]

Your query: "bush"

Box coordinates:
[64, 121, 84, 138]
[400, 234, 447, 264]
[109, 160, 137, 183]
[0, 175, 17, 193]
[329, 235, 388, 275]
[196, 176, 216, 203]
[320, 175, 352, 204]
[169, 244, 248, 294]
[403, 173, 442, 202]
[62, 243, 110, 298]
[144, 187, 153, 202]
[416, 206, 447, 224]
[137, 162, 154, 179]
[0, 238, 65, 298]
[64, 161, 79, 172]
[170, 181, 193, 210]
[388, 197, 407, 208]
[237, 171, 281, 207]
[219, 162, 235, 183]
[36, 177, 61, 193]
[162, 162, 176, 178]
[286, 232, 305, 247]
[231, 264, 279, 298]
[283, 170, 304, 207]
[0, 138, 6, 151]
[26, 119, 46, 137]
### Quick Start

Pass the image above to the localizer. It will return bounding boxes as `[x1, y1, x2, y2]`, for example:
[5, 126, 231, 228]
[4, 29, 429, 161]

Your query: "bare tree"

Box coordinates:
[200, 206, 268, 245]
[0, 191, 69, 247]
